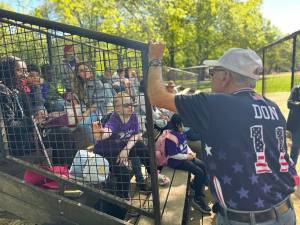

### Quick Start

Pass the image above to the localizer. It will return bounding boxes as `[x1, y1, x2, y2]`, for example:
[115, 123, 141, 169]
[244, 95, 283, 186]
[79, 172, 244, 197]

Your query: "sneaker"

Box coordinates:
[158, 172, 170, 186]
[192, 198, 211, 214]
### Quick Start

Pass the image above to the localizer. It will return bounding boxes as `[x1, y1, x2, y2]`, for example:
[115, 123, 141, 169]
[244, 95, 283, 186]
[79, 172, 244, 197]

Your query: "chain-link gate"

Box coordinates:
[0, 9, 163, 225]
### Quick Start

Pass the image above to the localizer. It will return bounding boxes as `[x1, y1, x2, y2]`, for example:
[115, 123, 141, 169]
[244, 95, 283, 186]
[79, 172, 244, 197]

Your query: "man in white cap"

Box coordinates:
[147, 41, 298, 224]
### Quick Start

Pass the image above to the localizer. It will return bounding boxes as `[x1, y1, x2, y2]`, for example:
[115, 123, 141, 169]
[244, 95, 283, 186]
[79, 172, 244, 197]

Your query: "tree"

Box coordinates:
[31, 0, 282, 68]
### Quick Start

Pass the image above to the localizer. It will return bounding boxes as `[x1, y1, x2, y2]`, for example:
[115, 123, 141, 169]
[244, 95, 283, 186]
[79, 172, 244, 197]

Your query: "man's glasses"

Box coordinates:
[209, 68, 226, 76]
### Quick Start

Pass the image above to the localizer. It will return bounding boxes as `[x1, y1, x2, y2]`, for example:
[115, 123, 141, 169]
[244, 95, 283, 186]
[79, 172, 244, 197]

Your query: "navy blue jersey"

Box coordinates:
[175, 89, 295, 211]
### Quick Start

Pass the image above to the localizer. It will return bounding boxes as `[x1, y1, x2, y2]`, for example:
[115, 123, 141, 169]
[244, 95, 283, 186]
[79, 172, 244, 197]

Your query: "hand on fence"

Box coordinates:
[148, 41, 165, 61]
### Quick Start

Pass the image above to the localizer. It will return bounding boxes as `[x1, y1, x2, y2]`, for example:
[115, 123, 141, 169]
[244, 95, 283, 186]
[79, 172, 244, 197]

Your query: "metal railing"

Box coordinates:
[257, 30, 300, 96]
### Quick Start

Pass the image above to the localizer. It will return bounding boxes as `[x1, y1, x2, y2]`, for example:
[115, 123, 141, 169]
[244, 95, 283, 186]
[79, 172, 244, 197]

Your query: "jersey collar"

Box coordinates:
[232, 88, 254, 95]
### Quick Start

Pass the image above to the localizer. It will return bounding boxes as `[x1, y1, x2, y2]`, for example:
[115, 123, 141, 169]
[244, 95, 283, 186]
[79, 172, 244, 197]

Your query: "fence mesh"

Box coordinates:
[0, 16, 157, 219]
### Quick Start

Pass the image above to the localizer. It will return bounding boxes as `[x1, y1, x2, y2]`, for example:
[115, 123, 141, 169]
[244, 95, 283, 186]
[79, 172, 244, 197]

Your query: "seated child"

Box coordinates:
[92, 92, 151, 199]
[165, 114, 211, 214]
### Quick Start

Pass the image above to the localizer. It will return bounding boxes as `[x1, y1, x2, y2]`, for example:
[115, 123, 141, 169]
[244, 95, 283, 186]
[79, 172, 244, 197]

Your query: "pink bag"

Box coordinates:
[23, 165, 69, 189]
[155, 130, 179, 166]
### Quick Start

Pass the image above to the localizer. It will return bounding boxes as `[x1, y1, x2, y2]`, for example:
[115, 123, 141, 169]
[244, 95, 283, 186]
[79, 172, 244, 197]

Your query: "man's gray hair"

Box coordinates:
[229, 70, 256, 88]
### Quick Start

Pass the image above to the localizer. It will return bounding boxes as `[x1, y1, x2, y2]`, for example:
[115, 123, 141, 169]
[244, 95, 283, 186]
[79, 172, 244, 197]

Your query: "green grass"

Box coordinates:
[177, 72, 296, 93]
[255, 72, 292, 93]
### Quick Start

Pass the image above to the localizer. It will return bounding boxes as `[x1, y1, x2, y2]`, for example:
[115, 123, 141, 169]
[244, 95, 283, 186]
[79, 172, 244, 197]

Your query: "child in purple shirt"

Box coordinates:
[165, 114, 210, 214]
[93, 92, 151, 199]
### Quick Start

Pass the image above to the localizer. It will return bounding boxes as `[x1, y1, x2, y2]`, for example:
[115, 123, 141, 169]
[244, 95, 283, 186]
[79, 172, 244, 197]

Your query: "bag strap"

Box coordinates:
[163, 130, 179, 146]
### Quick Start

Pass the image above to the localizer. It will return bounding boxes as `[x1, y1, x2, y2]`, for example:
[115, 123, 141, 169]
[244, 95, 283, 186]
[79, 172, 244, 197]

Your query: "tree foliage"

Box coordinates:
[3, 0, 287, 69]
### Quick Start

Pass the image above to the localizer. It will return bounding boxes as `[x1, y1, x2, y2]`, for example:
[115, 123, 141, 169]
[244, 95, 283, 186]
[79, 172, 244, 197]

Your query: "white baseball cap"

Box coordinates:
[203, 48, 263, 80]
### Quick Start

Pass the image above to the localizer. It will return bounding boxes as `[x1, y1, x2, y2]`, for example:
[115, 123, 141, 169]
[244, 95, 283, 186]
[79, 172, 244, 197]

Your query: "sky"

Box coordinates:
[262, 0, 300, 34]
[1, 0, 300, 34]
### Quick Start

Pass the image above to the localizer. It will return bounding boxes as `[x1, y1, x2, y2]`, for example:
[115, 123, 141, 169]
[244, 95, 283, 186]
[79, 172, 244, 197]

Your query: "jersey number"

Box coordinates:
[250, 125, 288, 174]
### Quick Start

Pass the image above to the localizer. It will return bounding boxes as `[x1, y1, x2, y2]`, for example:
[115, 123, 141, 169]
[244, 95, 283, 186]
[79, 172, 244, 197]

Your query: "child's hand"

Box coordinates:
[117, 149, 129, 166]
[187, 153, 194, 161]
[27, 75, 44, 85]
[189, 151, 196, 158]
[92, 121, 105, 140]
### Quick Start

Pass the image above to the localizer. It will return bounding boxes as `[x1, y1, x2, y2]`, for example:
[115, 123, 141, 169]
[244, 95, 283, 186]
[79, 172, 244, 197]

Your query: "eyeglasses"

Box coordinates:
[209, 68, 226, 76]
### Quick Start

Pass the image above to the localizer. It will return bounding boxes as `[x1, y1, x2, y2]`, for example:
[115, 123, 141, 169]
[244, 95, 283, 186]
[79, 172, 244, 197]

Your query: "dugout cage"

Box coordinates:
[0, 9, 170, 225]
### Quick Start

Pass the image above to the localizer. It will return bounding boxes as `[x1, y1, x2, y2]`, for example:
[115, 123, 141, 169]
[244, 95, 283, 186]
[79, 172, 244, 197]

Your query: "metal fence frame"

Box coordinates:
[258, 30, 300, 95]
[0, 9, 162, 225]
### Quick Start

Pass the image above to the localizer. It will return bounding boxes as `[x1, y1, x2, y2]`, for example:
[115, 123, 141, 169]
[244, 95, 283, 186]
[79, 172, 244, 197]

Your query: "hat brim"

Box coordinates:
[203, 60, 220, 67]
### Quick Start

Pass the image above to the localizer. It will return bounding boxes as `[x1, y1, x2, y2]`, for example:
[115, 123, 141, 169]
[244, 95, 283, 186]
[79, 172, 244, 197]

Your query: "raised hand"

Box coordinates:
[148, 41, 165, 61]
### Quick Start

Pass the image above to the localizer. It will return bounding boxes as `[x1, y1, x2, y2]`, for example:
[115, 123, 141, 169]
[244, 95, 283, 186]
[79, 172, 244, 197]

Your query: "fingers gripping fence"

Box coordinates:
[0, 9, 162, 224]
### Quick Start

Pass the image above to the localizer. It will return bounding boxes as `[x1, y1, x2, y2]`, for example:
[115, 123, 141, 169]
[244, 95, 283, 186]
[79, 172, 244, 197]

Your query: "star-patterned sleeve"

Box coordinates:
[175, 93, 210, 135]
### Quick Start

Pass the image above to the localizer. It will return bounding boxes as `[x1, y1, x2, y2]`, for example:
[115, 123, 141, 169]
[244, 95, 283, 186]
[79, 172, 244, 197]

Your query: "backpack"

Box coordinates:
[155, 130, 179, 166]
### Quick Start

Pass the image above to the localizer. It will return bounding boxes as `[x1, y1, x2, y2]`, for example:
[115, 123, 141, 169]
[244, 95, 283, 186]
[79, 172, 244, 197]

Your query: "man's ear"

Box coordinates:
[222, 71, 232, 87]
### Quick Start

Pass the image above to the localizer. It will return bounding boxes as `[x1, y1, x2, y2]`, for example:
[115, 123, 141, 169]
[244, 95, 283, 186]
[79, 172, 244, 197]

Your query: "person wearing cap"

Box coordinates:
[147, 41, 298, 224]
[166, 80, 178, 94]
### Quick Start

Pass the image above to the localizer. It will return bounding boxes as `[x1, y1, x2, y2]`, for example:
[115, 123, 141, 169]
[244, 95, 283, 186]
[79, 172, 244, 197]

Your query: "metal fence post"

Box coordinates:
[291, 35, 297, 89]
[142, 48, 161, 225]
[46, 34, 53, 66]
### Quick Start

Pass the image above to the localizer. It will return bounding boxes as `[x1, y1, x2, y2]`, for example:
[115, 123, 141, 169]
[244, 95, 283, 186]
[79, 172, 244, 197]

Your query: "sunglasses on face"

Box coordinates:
[209, 68, 226, 76]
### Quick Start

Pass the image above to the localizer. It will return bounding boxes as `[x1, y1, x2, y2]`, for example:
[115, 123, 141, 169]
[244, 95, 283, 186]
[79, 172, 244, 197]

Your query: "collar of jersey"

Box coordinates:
[232, 88, 253, 95]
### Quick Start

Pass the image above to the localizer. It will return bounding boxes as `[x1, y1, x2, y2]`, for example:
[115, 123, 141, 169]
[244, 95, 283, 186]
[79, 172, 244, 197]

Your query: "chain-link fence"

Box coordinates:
[0, 9, 164, 224]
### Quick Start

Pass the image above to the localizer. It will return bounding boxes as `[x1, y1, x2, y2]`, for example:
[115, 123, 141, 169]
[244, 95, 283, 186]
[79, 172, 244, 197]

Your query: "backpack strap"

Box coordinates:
[163, 130, 179, 146]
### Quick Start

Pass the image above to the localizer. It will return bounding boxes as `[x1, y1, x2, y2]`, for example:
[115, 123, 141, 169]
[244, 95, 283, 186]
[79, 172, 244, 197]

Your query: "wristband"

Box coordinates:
[149, 59, 162, 67]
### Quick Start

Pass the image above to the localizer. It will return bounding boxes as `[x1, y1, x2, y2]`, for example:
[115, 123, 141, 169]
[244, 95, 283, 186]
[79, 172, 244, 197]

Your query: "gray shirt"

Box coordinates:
[83, 77, 115, 116]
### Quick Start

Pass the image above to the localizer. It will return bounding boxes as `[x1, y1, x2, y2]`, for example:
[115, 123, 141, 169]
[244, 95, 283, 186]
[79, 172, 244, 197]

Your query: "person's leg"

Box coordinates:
[129, 140, 151, 175]
[175, 159, 210, 213]
[130, 156, 144, 184]
[290, 129, 300, 165]
[276, 207, 296, 225]
[176, 159, 206, 198]
[216, 213, 248, 225]
[108, 157, 131, 199]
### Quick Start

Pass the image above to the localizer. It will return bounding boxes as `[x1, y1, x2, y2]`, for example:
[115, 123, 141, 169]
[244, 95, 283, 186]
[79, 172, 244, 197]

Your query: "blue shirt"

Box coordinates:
[175, 89, 295, 211]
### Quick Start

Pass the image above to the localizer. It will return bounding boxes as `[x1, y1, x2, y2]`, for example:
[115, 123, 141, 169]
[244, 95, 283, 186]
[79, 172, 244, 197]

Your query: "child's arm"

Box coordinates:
[117, 133, 142, 165]
[169, 153, 194, 161]
[92, 121, 112, 140]
[169, 154, 188, 160]
[166, 139, 195, 161]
